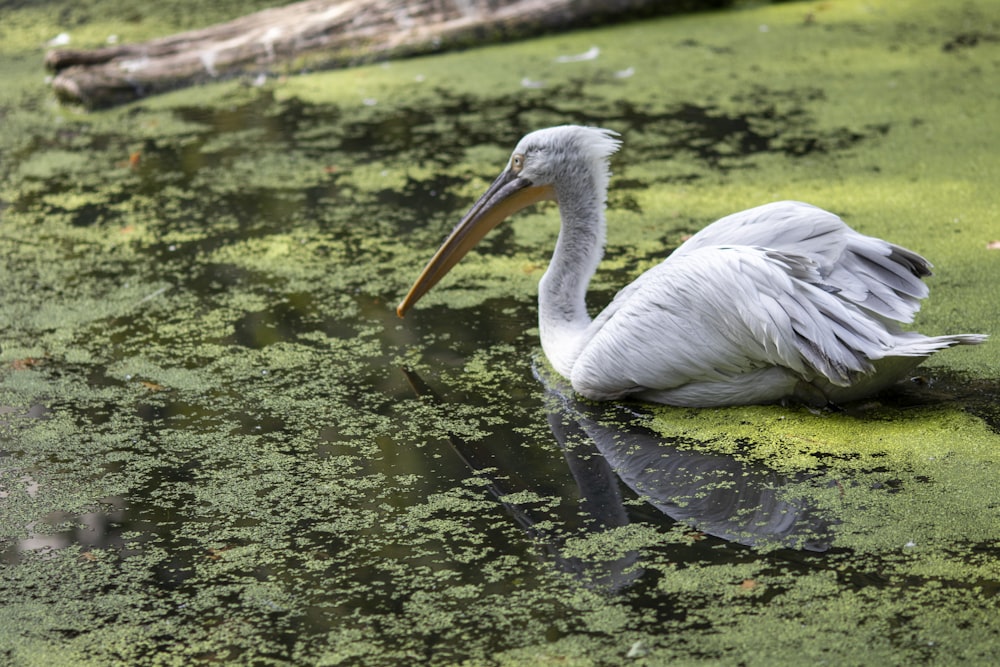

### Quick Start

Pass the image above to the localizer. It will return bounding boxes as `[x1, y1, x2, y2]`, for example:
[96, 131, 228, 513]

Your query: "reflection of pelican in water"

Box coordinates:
[535, 366, 831, 551]
[398, 126, 984, 407]
[536, 362, 834, 553]
[403, 364, 834, 592]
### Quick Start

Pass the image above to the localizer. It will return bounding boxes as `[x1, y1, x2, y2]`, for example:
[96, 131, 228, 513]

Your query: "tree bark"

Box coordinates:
[45, 0, 682, 109]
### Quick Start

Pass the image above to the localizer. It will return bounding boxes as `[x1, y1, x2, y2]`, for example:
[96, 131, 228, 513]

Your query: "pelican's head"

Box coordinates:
[397, 125, 621, 317]
[503, 125, 621, 193]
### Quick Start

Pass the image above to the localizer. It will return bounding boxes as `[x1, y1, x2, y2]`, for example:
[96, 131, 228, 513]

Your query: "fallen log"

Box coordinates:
[45, 0, 725, 109]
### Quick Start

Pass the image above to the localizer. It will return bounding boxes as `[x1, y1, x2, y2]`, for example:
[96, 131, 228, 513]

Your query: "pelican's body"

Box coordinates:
[397, 126, 985, 407]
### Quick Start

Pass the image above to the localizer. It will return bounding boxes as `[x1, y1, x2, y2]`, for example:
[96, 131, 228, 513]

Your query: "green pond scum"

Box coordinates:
[1, 0, 998, 664]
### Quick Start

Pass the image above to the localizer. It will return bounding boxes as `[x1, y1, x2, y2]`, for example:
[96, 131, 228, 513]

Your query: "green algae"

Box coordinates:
[649, 400, 998, 473]
[646, 399, 1000, 553]
[2, 0, 1000, 665]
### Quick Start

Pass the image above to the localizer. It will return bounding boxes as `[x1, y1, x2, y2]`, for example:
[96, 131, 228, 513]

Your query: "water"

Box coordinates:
[3, 3, 1000, 664]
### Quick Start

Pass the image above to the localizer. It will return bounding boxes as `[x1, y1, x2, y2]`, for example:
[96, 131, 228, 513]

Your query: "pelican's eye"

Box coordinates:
[510, 153, 525, 174]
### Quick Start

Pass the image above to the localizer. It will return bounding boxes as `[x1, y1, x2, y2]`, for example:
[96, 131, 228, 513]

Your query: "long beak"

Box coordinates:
[396, 170, 555, 317]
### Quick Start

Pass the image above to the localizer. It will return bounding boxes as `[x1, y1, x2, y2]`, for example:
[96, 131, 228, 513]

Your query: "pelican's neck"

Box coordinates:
[538, 177, 607, 377]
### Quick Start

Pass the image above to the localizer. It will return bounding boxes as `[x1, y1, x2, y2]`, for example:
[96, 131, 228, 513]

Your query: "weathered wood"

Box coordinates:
[46, 0, 688, 109]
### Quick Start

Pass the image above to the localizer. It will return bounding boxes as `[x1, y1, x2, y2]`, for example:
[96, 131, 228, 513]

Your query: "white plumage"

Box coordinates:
[398, 125, 985, 407]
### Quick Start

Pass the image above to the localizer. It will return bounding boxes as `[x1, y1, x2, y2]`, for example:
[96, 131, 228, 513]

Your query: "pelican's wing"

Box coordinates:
[673, 201, 931, 323]
[571, 245, 898, 401]
[674, 201, 848, 262]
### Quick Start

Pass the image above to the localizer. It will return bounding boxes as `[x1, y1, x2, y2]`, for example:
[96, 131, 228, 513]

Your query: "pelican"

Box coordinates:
[397, 125, 986, 407]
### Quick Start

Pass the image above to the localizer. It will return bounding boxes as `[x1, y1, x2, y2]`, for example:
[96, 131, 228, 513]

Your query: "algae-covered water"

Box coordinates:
[1, 1, 999, 665]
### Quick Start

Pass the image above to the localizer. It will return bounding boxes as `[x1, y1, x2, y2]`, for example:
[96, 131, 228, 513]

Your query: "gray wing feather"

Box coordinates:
[673, 201, 931, 322]
[572, 246, 905, 399]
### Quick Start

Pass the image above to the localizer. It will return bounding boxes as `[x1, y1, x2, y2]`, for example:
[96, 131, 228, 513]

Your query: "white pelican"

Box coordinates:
[397, 125, 986, 406]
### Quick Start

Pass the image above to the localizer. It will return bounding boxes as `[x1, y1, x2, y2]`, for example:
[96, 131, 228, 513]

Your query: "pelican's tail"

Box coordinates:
[889, 333, 988, 357]
[813, 333, 985, 405]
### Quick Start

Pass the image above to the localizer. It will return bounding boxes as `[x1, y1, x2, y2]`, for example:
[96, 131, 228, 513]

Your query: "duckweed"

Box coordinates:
[1, 0, 998, 665]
